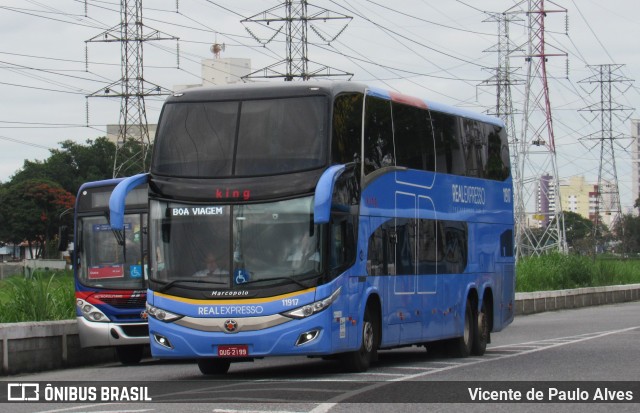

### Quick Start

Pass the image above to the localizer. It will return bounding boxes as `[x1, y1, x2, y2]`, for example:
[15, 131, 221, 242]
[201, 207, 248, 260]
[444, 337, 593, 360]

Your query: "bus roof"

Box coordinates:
[168, 81, 504, 128]
[77, 178, 123, 197]
[366, 86, 505, 128]
[168, 81, 366, 103]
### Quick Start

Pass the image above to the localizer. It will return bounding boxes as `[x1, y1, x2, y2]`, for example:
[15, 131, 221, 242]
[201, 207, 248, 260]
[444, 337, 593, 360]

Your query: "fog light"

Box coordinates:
[154, 333, 173, 349]
[295, 329, 320, 346]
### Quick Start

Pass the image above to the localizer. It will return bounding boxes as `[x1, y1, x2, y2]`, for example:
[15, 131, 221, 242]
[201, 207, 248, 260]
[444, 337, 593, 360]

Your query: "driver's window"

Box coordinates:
[329, 167, 359, 276]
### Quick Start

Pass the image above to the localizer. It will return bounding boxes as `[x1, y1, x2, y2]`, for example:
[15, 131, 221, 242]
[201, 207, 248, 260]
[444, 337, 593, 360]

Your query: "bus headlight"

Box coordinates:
[282, 287, 341, 319]
[146, 302, 183, 322]
[76, 299, 109, 323]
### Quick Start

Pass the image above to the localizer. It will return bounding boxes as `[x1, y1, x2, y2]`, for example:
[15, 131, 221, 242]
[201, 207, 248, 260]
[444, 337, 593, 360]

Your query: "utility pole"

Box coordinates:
[512, 0, 568, 258]
[481, 12, 524, 259]
[241, 0, 352, 81]
[85, 0, 178, 177]
[579, 64, 633, 251]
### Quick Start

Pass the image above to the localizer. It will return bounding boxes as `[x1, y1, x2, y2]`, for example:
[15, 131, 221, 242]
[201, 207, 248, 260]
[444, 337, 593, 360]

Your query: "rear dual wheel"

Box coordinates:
[471, 301, 489, 356]
[450, 298, 474, 357]
[450, 298, 489, 357]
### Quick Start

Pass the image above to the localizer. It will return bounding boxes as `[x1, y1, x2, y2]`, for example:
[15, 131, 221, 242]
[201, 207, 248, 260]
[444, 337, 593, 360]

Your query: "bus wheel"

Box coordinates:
[471, 301, 488, 356]
[450, 298, 473, 358]
[342, 306, 377, 372]
[197, 358, 231, 375]
[116, 345, 144, 365]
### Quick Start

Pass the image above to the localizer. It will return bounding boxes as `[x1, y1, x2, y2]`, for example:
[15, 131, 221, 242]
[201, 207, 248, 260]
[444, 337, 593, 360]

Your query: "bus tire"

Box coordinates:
[197, 358, 231, 375]
[471, 301, 488, 356]
[450, 298, 474, 358]
[342, 306, 377, 372]
[116, 345, 144, 365]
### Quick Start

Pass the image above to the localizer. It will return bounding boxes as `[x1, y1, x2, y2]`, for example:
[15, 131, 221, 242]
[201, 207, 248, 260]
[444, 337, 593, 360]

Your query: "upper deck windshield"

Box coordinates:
[152, 96, 328, 177]
[150, 196, 324, 290]
[78, 214, 146, 289]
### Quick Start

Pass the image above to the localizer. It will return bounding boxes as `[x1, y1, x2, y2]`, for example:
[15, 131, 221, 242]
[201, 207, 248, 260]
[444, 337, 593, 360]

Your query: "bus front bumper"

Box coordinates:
[76, 316, 149, 348]
[148, 311, 344, 359]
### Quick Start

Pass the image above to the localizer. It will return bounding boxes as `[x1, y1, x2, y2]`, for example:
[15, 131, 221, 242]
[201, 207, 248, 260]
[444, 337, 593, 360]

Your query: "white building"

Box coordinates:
[106, 124, 157, 144]
[174, 57, 252, 92]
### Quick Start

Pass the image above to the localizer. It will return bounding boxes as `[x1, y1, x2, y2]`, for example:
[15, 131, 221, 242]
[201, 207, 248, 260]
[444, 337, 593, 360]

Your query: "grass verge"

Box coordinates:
[0, 270, 75, 322]
[516, 253, 640, 292]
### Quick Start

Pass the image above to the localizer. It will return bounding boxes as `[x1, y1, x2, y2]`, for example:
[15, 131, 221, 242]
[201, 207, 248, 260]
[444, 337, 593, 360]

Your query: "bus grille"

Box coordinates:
[121, 324, 149, 338]
[100, 296, 146, 309]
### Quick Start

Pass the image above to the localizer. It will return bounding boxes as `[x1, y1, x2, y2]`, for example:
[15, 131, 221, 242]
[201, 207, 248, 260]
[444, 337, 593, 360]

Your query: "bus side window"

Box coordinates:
[329, 167, 359, 277]
[367, 220, 395, 276]
[500, 229, 514, 257]
[485, 124, 511, 181]
[332, 93, 363, 165]
[392, 102, 435, 172]
[364, 96, 394, 175]
[417, 218, 441, 275]
[395, 219, 417, 275]
[432, 111, 465, 176]
[460, 118, 486, 178]
[442, 221, 468, 274]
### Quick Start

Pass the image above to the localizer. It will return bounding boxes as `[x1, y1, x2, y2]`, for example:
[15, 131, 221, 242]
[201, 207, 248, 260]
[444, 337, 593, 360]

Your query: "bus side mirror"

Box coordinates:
[109, 173, 149, 230]
[314, 164, 346, 224]
[57, 226, 69, 251]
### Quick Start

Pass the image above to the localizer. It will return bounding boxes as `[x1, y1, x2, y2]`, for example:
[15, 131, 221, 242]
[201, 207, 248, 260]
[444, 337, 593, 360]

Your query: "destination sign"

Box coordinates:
[169, 206, 227, 216]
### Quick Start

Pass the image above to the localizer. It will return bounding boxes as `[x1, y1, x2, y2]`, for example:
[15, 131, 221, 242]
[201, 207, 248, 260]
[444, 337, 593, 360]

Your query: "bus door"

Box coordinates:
[417, 195, 441, 340]
[387, 192, 434, 343]
[497, 228, 515, 328]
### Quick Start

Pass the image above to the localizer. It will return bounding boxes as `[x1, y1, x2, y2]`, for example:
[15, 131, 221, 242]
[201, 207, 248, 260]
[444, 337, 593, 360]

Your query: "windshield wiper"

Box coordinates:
[240, 276, 315, 289]
[158, 278, 227, 293]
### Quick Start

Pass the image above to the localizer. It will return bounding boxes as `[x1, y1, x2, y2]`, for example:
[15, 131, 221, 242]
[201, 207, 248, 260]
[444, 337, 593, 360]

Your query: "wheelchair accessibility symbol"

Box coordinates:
[234, 268, 249, 284]
[130, 265, 142, 278]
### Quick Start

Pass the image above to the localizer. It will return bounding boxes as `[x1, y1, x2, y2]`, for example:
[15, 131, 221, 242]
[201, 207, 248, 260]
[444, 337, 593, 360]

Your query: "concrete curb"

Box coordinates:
[1, 284, 640, 375]
[514, 283, 640, 315]
[0, 320, 117, 376]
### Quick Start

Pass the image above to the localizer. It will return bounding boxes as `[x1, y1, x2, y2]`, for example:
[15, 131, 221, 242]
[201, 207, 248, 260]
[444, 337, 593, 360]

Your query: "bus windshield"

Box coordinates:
[152, 96, 328, 177]
[150, 196, 324, 288]
[78, 214, 146, 289]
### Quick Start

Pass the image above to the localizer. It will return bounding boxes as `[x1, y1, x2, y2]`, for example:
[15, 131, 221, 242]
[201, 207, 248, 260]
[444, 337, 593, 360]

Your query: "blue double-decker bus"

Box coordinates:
[74, 179, 149, 364]
[109, 81, 514, 374]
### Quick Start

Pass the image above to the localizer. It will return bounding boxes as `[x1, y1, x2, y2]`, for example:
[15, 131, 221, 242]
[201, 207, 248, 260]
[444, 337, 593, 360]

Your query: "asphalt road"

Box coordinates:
[2, 301, 639, 412]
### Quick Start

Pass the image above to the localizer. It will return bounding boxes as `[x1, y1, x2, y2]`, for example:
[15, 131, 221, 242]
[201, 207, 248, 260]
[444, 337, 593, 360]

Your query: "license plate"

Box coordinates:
[217, 345, 248, 357]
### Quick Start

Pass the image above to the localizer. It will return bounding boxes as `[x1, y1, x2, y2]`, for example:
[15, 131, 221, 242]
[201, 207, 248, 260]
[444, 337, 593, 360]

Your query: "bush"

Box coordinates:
[0, 270, 75, 322]
[517, 253, 640, 292]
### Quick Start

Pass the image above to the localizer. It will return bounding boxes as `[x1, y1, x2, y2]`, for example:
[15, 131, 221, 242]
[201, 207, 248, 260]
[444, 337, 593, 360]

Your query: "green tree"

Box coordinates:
[613, 214, 640, 255]
[10, 137, 117, 196]
[563, 211, 594, 254]
[0, 179, 75, 258]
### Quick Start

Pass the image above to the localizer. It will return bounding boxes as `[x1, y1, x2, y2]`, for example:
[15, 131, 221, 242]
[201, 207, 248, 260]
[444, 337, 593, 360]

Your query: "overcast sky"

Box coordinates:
[1, 0, 638, 208]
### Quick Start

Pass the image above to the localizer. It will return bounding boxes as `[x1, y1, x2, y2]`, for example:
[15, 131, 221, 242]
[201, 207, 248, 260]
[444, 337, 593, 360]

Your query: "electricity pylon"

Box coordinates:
[481, 12, 524, 259]
[579, 64, 634, 250]
[511, 0, 568, 257]
[85, 0, 177, 177]
[241, 0, 352, 81]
